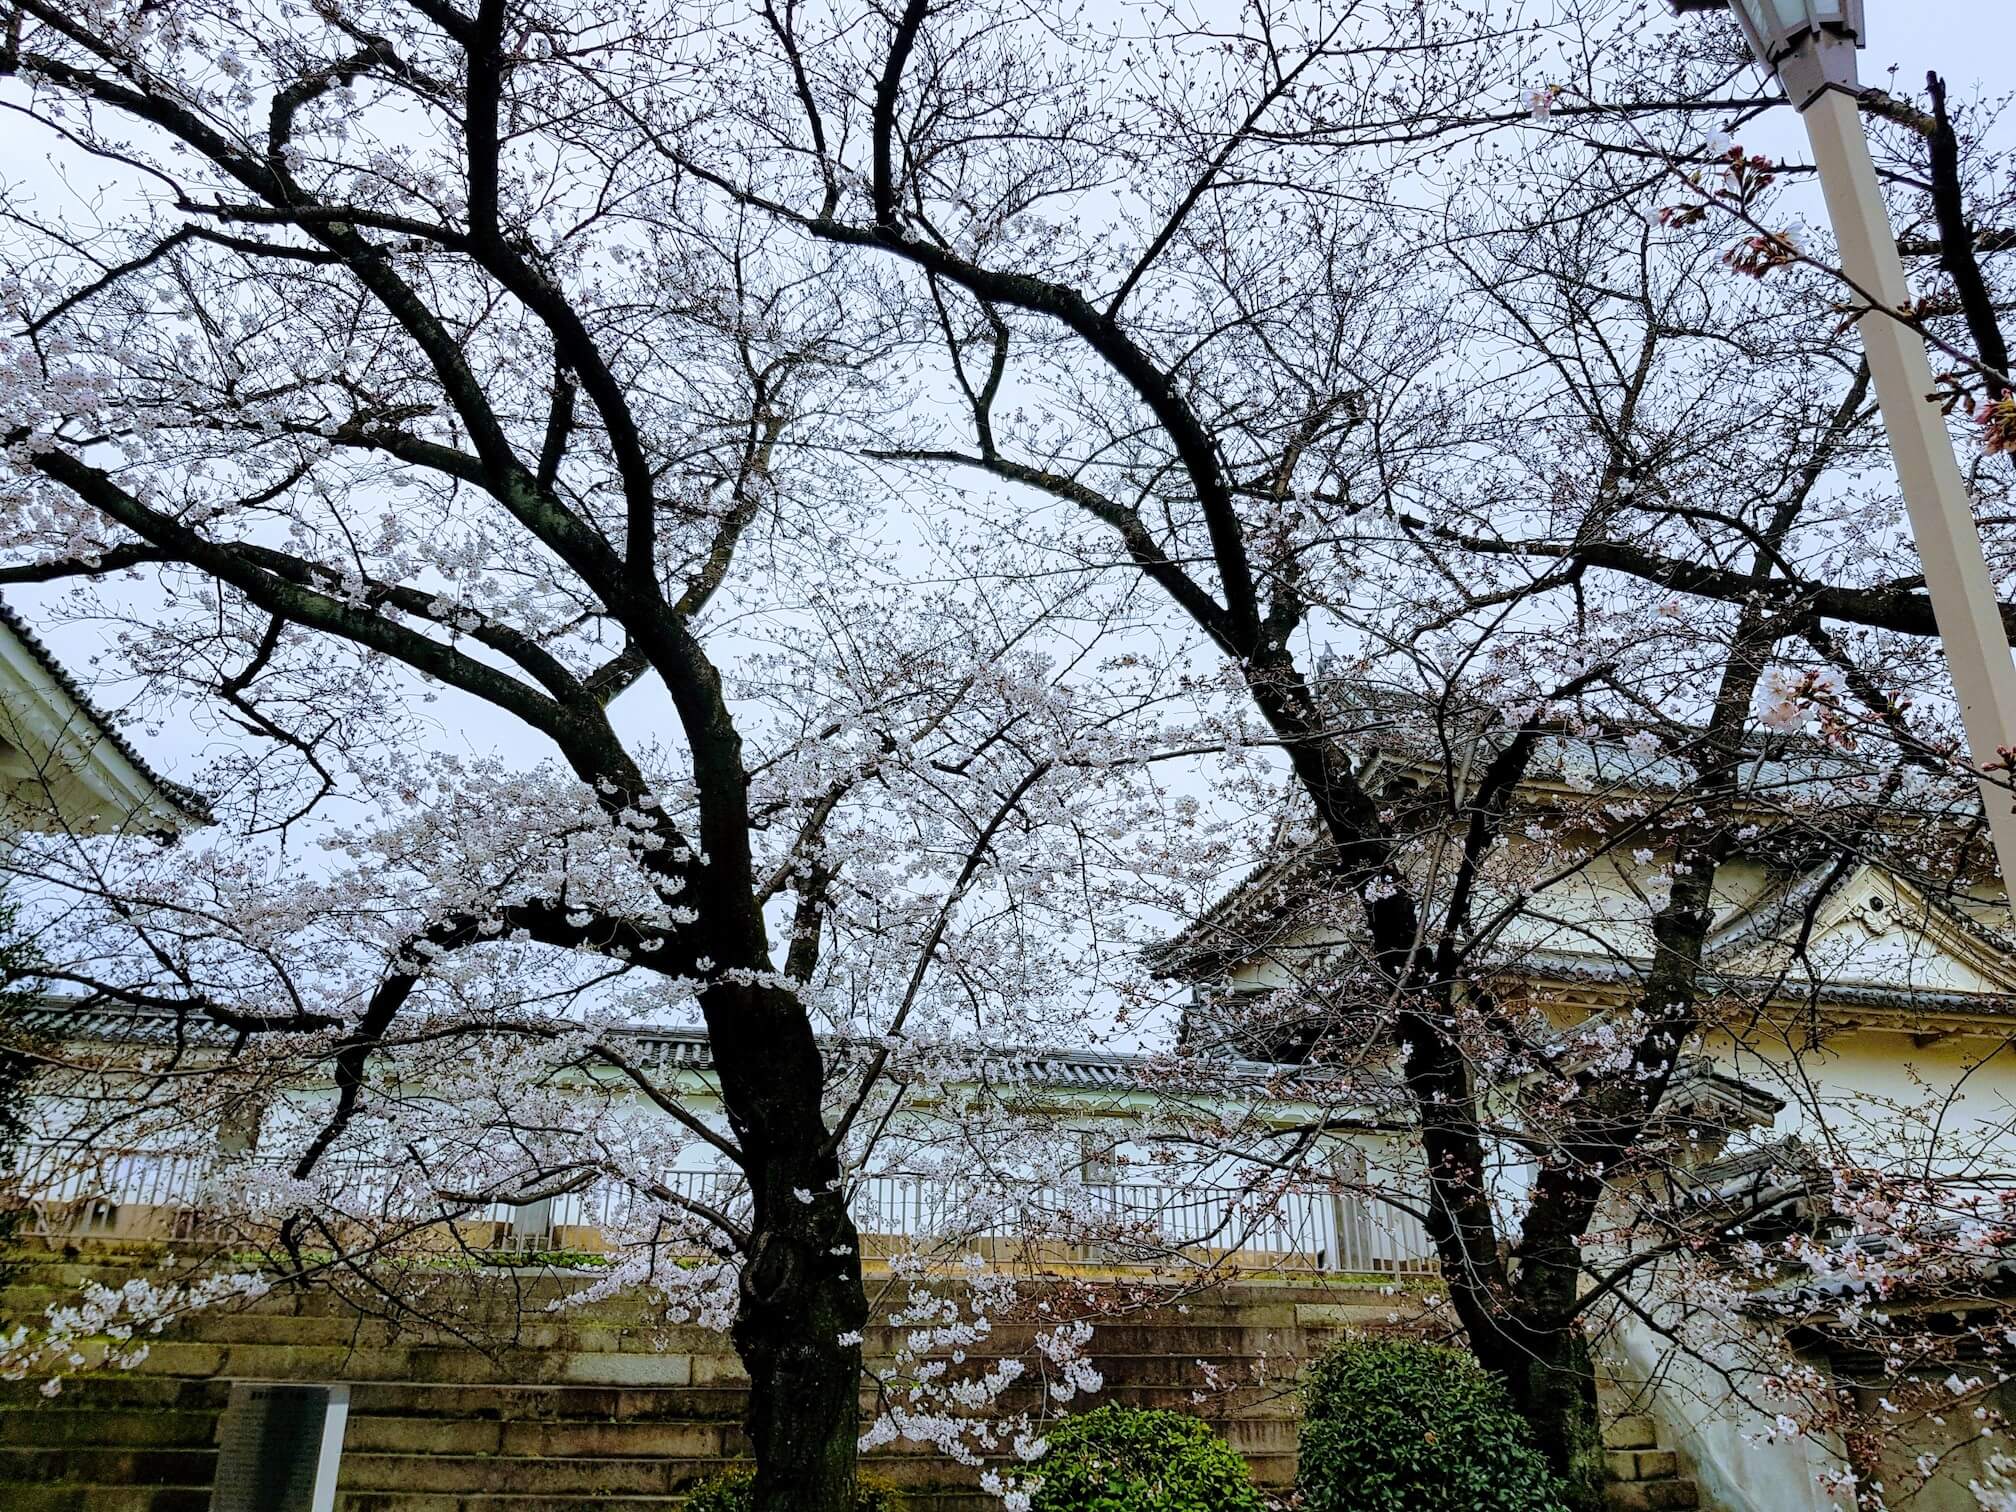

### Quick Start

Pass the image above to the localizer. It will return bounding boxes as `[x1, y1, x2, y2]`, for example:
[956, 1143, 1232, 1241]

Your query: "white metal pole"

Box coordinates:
[1799, 86, 2016, 899]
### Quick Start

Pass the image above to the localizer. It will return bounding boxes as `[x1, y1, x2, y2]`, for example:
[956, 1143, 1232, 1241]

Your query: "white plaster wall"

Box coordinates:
[1709, 1025, 2016, 1177]
[1607, 1309, 1849, 1512]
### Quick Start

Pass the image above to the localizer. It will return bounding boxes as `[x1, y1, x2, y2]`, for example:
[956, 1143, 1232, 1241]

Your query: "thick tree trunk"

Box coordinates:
[734, 1182, 869, 1512]
[710, 979, 872, 1512]
[1503, 1317, 1609, 1512]
[1433, 1227, 1607, 1511]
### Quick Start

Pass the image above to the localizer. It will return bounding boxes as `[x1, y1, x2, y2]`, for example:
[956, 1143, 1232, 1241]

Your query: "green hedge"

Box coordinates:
[1295, 1339, 1569, 1512]
[1030, 1404, 1266, 1512]
[683, 1468, 901, 1512]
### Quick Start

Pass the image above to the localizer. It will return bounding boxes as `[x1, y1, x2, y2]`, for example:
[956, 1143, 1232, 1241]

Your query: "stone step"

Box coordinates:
[0, 1246, 1433, 1511]
[343, 1417, 740, 1458]
[0, 1374, 1307, 1425]
[333, 1496, 996, 1512]
[35, 1339, 748, 1386]
[339, 1411, 1300, 1460]
[328, 1450, 1295, 1496]
[0, 1446, 216, 1485]
[78, 1314, 1362, 1362]
[331, 1448, 1293, 1497]
[0, 1488, 1000, 1512]
[7, 1248, 1390, 1282]
[0, 1409, 218, 1447]
[48, 1338, 1309, 1392]
[1607, 1481, 1701, 1511]
[0, 1289, 1394, 1354]
[1593, 1377, 1704, 1512]
[1604, 1413, 1659, 1450]
[0, 1427, 1302, 1492]
[1606, 1448, 1680, 1483]
[352, 1378, 1303, 1421]
[2, 1274, 1386, 1335]
[0, 1489, 209, 1512]
[3, 1267, 1398, 1298]
[1596, 1377, 1652, 1413]
[0, 1377, 230, 1412]
[0, 1478, 998, 1512]
[1, 1269, 1415, 1324]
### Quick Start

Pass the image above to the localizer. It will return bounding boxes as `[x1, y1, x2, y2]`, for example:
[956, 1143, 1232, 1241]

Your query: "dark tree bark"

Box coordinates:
[712, 982, 871, 1512]
[1927, 73, 2012, 393]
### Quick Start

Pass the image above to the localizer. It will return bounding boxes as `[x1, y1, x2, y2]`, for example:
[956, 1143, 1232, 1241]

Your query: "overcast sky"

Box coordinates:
[11, 0, 2016, 800]
[1855, 1, 2014, 100]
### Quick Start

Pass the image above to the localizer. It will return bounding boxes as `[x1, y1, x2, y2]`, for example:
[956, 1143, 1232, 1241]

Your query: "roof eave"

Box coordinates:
[0, 603, 211, 835]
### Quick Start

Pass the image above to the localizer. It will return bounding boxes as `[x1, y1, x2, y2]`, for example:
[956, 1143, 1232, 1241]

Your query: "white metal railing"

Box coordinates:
[5, 1146, 1439, 1275]
[845, 1174, 1437, 1274]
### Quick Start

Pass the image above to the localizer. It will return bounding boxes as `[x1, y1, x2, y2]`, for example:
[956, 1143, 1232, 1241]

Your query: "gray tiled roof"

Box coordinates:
[17, 1003, 239, 1045]
[1485, 946, 2016, 1018]
[17, 1000, 1350, 1094]
[1320, 675, 1945, 801]
[1150, 674, 1992, 984]
[624, 1026, 1298, 1089]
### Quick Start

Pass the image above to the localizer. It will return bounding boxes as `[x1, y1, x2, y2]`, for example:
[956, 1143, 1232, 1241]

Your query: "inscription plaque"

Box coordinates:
[212, 1382, 350, 1512]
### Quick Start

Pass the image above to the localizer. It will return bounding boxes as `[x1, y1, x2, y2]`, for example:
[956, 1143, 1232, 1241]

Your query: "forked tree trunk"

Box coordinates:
[1436, 1246, 1609, 1511]
[1415, 1087, 1609, 1512]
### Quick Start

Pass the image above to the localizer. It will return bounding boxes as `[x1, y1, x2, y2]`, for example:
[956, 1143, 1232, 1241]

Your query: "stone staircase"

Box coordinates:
[1601, 1373, 1708, 1512]
[0, 1250, 1719, 1512]
[0, 1250, 1434, 1511]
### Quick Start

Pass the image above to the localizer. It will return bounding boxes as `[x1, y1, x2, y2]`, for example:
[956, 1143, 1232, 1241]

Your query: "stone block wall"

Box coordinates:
[0, 1247, 1436, 1511]
[0, 1247, 1718, 1511]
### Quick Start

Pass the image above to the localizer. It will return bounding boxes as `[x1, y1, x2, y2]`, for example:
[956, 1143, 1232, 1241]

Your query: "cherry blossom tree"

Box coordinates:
[9, 0, 2016, 1507]
[655, 0, 2016, 1503]
[0, 3, 1232, 1506]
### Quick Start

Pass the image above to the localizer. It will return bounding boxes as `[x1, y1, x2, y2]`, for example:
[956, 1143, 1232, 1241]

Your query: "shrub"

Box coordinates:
[1295, 1338, 1569, 1512]
[1030, 1403, 1267, 1512]
[683, 1468, 901, 1512]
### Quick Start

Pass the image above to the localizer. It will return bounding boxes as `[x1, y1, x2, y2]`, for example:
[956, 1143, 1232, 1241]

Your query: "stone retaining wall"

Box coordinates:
[0, 1247, 1436, 1511]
